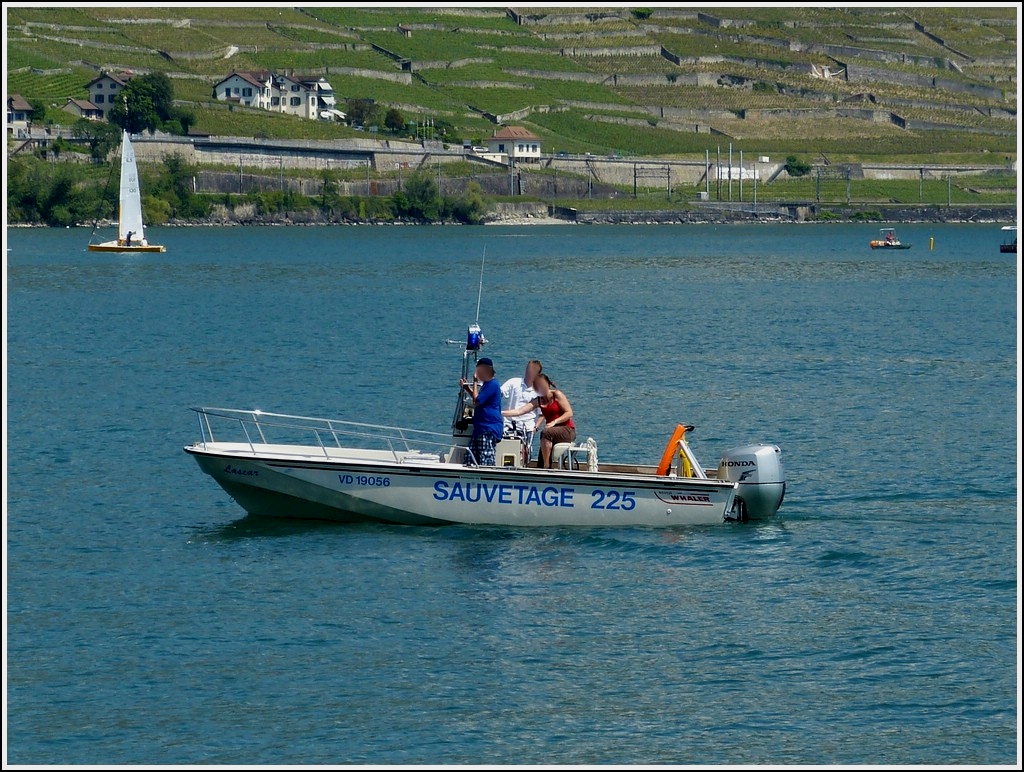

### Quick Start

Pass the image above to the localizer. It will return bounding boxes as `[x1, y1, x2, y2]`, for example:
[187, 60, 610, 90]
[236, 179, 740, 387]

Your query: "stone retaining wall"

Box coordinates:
[325, 66, 412, 84]
[843, 61, 1006, 101]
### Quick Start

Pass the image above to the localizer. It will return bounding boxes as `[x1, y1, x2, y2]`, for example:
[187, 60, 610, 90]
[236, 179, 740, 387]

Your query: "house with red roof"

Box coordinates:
[486, 126, 542, 163]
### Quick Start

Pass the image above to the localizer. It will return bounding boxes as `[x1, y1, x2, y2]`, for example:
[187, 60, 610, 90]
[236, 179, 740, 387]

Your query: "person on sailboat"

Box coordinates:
[125, 231, 133, 247]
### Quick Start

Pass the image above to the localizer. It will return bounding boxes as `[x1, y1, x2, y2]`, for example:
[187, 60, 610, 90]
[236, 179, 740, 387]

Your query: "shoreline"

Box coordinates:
[8, 205, 1015, 229]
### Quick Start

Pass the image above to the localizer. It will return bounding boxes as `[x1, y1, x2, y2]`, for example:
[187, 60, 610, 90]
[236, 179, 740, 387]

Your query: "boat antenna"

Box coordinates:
[474, 246, 486, 324]
[444, 246, 488, 346]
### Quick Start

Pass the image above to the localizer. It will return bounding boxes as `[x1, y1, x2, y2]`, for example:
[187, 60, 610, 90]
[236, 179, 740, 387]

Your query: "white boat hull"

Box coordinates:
[185, 443, 739, 527]
[88, 240, 165, 253]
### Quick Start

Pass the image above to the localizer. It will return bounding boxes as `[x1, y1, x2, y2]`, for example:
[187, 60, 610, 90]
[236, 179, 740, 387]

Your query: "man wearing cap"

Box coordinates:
[460, 357, 503, 466]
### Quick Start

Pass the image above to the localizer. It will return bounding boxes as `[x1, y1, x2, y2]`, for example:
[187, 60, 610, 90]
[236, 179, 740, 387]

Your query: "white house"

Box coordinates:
[486, 126, 542, 163]
[213, 70, 342, 121]
[86, 71, 134, 119]
[212, 70, 274, 109]
[300, 75, 344, 121]
[273, 73, 317, 118]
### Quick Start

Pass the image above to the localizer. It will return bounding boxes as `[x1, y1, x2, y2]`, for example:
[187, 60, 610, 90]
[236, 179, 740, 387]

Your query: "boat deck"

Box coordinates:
[187, 407, 727, 482]
[186, 440, 722, 481]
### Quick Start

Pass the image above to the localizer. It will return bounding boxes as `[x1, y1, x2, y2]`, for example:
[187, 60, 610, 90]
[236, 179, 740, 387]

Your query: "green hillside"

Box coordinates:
[6, 5, 1018, 161]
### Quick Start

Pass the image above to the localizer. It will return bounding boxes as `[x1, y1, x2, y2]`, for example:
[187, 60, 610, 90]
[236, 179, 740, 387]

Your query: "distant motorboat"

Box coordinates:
[88, 131, 165, 253]
[869, 228, 911, 250]
[999, 225, 1016, 254]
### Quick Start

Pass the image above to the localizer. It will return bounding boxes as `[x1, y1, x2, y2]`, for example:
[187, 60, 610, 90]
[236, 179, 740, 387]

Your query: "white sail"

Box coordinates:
[117, 132, 146, 244]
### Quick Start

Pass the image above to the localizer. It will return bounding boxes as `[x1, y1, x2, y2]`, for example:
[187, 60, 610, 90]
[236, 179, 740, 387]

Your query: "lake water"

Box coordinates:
[5, 223, 1018, 765]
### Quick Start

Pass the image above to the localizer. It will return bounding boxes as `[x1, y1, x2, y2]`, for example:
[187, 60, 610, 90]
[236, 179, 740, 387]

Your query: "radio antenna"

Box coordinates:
[474, 246, 486, 324]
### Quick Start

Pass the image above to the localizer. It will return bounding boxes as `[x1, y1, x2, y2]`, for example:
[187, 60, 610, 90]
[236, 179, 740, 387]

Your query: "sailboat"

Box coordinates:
[88, 131, 165, 253]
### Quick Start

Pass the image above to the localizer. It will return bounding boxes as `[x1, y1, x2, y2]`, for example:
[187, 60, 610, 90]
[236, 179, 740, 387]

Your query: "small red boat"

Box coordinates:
[870, 228, 911, 250]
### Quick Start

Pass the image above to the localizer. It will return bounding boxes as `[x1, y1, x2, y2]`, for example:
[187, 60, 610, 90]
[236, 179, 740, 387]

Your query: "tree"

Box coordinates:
[155, 153, 209, 219]
[107, 89, 156, 135]
[784, 154, 811, 177]
[319, 169, 339, 214]
[384, 108, 405, 134]
[449, 181, 486, 224]
[141, 71, 174, 122]
[72, 119, 121, 162]
[397, 172, 440, 221]
[434, 118, 459, 143]
[169, 106, 196, 135]
[28, 97, 48, 123]
[107, 72, 175, 135]
[345, 97, 380, 128]
[6, 156, 47, 222]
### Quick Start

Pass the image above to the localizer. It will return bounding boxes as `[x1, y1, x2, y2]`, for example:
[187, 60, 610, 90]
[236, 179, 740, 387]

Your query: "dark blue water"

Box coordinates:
[6, 223, 1017, 765]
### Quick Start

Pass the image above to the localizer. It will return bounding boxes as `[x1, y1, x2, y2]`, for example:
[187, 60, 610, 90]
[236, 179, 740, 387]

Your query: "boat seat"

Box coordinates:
[554, 437, 598, 471]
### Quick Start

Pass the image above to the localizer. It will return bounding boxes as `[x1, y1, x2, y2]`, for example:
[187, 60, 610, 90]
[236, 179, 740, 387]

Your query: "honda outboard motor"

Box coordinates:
[718, 444, 785, 521]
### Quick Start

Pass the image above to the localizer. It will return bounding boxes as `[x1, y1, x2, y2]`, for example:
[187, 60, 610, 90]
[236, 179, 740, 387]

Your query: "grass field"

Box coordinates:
[6, 5, 1017, 166]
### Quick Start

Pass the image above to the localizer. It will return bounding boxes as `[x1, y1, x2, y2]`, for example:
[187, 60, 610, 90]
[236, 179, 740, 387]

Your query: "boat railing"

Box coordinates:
[191, 407, 454, 462]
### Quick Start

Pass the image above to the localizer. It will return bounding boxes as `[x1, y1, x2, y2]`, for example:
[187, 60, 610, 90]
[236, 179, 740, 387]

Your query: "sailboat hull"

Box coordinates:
[88, 241, 165, 253]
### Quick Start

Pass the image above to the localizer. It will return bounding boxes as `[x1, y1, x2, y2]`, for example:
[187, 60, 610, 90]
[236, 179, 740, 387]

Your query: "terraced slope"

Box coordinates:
[6, 5, 1017, 159]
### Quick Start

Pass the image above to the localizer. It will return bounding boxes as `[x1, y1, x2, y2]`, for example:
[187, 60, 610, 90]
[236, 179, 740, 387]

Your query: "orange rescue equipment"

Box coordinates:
[656, 423, 689, 476]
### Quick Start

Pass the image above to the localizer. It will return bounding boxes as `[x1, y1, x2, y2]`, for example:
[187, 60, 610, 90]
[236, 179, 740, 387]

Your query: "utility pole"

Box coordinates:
[728, 143, 733, 202]
[705, 149, 710, 199]
[716, 145, 721, 200]
[739, 150, 743, 201]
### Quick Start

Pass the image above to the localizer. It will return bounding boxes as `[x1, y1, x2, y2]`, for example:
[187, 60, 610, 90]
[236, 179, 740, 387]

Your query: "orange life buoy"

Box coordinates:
[655, 424, 688, 476]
